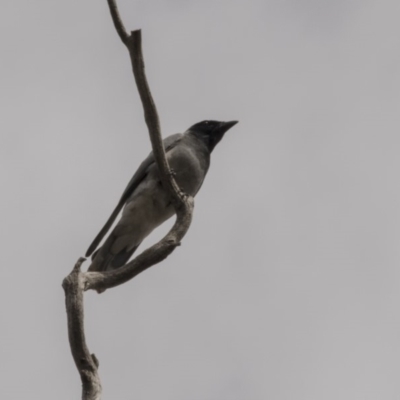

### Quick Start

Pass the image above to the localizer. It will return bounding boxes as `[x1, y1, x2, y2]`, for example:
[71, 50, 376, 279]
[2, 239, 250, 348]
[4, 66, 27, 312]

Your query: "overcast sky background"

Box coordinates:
[1, 0, 400, 399]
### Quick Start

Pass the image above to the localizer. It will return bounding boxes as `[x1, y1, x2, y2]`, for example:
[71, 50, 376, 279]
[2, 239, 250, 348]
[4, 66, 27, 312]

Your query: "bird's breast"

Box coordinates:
[166, 140, 209, 196]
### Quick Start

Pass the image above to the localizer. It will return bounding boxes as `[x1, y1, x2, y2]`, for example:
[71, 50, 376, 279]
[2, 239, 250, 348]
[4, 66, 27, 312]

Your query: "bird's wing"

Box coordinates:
[85, 133, 183, 257]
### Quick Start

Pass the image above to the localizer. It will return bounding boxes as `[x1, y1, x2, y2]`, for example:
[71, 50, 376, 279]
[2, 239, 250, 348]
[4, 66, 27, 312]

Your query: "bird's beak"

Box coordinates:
[219, 120, 238, 133]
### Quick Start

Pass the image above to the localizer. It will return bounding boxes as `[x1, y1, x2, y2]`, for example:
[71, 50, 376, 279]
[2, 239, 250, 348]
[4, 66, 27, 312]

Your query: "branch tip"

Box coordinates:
[107, 0, 129, 45]
[74, 257, 86, 272]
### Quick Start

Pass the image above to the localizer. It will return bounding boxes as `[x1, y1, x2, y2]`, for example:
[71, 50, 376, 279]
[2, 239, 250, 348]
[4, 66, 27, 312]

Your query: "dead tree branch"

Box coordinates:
[63, 258, 101, 400]
[63, 1, 194, 398]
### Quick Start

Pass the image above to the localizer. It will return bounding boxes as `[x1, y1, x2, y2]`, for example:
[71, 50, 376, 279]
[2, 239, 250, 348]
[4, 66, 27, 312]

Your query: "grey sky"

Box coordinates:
[1, 0, 399, 399]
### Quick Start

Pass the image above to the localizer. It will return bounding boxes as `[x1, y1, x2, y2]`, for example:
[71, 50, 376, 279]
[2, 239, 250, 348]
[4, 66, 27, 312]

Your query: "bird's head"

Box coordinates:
[187, 120, 238, 152]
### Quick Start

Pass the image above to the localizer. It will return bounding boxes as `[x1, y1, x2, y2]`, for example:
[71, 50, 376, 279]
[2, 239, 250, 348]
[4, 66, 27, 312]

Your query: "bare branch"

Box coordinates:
[79, 34, 195, 291]
[62, 258, 102, 400]
[76, 25, 195, 293]
[63, 4, 195, 398]
[106, 0, 129, 44]
[126, 30, 187, 208]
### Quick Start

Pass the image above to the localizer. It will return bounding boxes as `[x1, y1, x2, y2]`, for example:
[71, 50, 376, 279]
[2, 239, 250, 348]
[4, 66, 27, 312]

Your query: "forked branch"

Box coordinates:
[106, 0, 128, 44]
[63, 1, 194, 398]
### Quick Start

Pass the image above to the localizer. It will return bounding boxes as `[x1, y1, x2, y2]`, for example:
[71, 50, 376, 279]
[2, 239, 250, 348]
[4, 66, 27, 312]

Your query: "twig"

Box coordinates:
[106, 0, 129, 44]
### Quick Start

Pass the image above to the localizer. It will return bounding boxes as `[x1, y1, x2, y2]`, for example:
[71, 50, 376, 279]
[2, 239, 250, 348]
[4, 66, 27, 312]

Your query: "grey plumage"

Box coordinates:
[86, 120, 238, 272]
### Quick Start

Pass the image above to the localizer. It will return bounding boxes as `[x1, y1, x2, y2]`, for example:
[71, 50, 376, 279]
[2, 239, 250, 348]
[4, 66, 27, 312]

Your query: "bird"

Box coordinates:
[86, 120, 238, 273]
